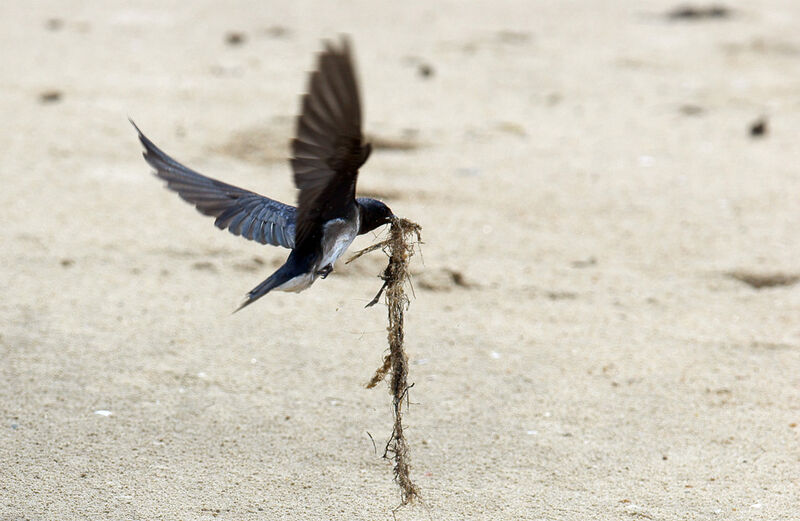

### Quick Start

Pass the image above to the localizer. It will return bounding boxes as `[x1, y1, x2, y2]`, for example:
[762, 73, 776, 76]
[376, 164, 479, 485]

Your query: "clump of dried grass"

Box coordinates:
[347, 217, 422, 505]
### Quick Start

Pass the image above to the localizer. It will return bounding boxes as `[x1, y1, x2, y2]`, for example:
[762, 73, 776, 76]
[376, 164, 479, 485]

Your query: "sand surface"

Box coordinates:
[2, 1, 800, 519]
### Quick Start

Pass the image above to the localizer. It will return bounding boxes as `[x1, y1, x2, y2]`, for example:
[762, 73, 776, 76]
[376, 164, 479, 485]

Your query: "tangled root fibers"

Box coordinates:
[347, 217, 422, 504]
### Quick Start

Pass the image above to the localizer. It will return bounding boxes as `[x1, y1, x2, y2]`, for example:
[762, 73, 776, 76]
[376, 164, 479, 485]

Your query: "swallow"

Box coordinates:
[132, 38, 394, 311]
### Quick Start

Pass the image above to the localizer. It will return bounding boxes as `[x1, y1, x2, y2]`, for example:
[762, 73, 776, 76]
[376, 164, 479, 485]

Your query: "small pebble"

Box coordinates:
[45, 18, 63, 31]
[225, 32, 246, 46]
[418, 63, 434, 78]
[39, 90, 62, 104]
[638, 155, 655, 167]
[264, 26, 290, 38]
[749, 117, 767, 137]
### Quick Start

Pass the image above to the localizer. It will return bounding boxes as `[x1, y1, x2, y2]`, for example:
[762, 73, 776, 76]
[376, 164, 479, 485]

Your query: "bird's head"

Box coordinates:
[357, 197, 395, 234]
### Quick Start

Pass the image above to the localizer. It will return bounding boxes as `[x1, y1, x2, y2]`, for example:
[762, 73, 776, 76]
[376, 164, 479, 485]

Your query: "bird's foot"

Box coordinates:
[316, 264, 333, 279]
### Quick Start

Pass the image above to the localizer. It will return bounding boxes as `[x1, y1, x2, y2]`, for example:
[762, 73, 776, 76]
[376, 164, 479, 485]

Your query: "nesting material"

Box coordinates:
[347, 217, 422, 505]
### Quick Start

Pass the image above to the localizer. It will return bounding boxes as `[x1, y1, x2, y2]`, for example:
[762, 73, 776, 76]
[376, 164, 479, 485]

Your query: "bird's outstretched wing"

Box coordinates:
[133, 121, 296, 249]
[291, 37, 371, 254]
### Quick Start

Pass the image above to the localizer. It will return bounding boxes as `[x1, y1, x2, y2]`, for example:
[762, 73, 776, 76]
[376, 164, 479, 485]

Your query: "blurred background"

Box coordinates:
[2, 1, 799, 520]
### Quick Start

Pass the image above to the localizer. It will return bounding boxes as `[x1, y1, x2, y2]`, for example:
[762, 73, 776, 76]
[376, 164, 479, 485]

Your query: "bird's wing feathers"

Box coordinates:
[133, 121, 296, 249]
[291, 38, 370, 253]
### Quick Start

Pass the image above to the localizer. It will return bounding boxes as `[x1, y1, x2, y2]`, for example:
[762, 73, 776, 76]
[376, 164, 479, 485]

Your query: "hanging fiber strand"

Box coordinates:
[347, 217, 422, 504]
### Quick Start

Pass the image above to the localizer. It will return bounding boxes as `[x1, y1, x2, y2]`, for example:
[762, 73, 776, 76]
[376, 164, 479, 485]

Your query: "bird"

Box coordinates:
[132, 38, 394, 311]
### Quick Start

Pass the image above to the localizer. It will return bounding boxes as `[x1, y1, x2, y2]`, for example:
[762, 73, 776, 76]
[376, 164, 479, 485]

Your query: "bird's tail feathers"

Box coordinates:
[233, 262, 299, 313]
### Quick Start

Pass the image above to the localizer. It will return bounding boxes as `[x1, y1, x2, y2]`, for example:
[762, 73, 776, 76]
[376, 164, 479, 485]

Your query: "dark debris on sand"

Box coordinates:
[749, 117, 768, 138]
[667, 4, 731, 20]
[727, 271, 799, 289]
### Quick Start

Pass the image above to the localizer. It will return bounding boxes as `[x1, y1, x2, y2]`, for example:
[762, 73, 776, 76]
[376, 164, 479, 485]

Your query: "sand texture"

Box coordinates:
[2, 1, 800, 519]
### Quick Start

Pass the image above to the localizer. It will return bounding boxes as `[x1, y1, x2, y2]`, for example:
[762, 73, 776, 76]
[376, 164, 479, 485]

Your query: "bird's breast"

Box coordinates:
[318, 213, 360, 270]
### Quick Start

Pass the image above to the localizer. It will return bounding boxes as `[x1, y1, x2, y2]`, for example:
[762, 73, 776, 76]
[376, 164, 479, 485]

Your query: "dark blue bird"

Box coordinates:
[132, 38, 394, 311]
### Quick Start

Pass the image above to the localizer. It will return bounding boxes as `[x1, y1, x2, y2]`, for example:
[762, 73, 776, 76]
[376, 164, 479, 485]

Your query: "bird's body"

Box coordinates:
[133, 38, 394, 310]
[261, 209, 361, 294]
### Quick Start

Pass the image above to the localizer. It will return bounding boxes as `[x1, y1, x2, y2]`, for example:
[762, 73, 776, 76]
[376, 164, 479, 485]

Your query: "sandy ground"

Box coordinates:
[2, 1, 800, 519]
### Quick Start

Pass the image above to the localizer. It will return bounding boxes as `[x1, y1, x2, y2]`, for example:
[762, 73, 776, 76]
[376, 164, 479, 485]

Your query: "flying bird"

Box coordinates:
[132, 38, 394, 311]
